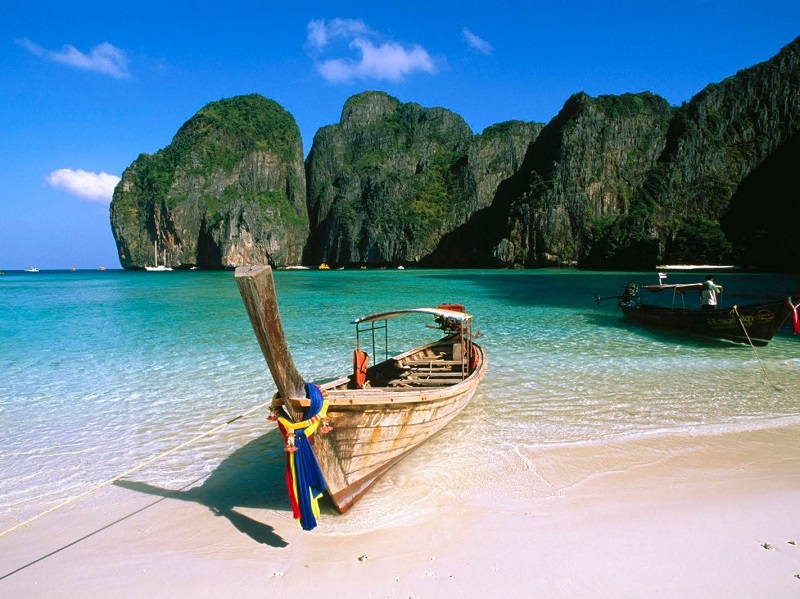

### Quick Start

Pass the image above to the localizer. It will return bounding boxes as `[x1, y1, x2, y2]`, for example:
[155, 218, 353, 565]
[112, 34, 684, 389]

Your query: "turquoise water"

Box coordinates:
[2, 268, 799, 531]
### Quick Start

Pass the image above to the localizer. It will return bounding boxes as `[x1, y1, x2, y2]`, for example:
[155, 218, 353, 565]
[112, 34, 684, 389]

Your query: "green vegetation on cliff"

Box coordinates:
[306, 91, 474, 265]
[110, 36, 800, 271]
[110, 94, 307, 269]
[172, 94, 299, 169]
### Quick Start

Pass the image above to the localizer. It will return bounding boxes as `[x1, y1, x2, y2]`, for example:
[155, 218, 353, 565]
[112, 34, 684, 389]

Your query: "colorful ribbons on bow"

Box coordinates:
[273, 383, 331, 531]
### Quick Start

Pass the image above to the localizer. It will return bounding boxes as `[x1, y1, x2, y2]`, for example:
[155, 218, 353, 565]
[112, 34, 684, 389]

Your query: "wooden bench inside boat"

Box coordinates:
[401, 370, 465, 378]
[350, 336, 470, 389]
[386, 366, 466, 387]
[403, 358, 462, 366]
[388, 378, 463, 387]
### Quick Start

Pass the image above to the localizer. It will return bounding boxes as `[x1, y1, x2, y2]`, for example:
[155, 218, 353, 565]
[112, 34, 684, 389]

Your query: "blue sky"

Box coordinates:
[1, 1, 798, 270]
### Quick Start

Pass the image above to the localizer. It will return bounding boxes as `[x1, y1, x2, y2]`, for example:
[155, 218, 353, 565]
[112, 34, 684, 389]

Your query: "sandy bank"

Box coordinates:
[2, 424, 800, 597]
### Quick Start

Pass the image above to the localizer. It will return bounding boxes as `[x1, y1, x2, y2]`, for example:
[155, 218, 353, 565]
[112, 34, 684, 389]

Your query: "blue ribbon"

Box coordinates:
[293, 383, 327, 530]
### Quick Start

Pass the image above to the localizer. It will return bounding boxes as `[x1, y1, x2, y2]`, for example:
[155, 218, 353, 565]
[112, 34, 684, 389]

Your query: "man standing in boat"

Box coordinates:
[701, 275, 723, 311]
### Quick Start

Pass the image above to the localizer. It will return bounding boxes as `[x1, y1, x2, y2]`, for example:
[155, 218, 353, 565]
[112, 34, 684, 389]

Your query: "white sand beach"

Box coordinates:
[3, 423, 800, 597]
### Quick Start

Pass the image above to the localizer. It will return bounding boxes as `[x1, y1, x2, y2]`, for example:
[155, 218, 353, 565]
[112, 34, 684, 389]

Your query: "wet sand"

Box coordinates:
[2, 423, 800, 597]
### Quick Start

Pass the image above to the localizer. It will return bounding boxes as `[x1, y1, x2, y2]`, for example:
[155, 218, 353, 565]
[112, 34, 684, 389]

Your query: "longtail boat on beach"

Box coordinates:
[235, 265, 487, 529]
[597, 276, 800, 346]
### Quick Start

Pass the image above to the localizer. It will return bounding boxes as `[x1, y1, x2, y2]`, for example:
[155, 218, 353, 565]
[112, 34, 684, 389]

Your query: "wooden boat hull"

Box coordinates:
[298, 344, 486, 513]
[619, 300, 793, 346]
[235, 265, 487, 515]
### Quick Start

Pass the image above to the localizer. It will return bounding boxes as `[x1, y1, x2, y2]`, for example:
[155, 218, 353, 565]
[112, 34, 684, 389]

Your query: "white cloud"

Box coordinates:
[17, 38, 130, 78]
[306, 19, 435, 83]
[46, 169, 121, 204]
[462, 29, 493, 55]
[306, 18, 372, 52]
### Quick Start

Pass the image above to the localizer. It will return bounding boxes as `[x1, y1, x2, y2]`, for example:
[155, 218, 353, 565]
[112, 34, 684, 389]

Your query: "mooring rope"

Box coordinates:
[732, 305, 780, 391]
[0, 400, 271, 539]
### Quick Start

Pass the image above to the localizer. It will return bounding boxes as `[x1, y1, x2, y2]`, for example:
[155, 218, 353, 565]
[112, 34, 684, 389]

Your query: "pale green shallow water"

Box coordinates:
[1, 268, 799, 532]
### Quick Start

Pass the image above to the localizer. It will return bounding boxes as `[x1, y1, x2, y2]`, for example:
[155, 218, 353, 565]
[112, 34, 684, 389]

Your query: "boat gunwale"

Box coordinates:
[627, 298, 790, 315]
[284, 342, 487, 409]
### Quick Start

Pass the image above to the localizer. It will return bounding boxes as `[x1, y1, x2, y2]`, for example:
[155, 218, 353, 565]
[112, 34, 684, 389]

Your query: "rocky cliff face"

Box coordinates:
[463, 36, 800, 269]
[506, 92, 673, 267]
[305, 91, 475, 265]
[462, 120, 544, 213]
[110, 37, 800, 271]
[110, 95, 307, 269]
[646, 36, 800, 266]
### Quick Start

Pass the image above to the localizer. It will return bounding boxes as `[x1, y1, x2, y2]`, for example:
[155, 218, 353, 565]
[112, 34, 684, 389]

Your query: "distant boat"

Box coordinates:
[97, 266, 106, 271]
[145, 241, 173, 272]
[319, 263, 330, 270]
[598, 277, 800, 346]
[24, 267, 39, 273]
[71, 267, 77, 272]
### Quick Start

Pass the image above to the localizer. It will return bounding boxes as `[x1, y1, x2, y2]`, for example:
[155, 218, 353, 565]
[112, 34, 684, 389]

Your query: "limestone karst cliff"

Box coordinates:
[426, 91, 673, 267]
[304, 91, 475, 266]
[577, 35, 800, 268]
[430, 36, 800, 269]
[110, 94, 307, 269]
[110, 36, 800, 271]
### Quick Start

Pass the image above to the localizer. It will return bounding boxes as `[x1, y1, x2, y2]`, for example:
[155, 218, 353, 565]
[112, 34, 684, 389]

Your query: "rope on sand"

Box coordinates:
[732, 305, 780, 391]
[0, 400, 271, 539]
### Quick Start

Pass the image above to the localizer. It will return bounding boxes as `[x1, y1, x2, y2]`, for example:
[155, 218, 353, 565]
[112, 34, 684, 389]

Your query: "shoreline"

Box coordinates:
[3, 423, 800, 596]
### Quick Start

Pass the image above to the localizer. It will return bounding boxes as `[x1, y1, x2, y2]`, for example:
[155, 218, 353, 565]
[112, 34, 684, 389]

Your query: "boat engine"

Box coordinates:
[619, 283, 639, 305]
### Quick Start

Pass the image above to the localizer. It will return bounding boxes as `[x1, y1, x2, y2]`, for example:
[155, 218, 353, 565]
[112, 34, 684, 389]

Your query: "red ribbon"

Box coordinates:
[788, 297, 800, 335]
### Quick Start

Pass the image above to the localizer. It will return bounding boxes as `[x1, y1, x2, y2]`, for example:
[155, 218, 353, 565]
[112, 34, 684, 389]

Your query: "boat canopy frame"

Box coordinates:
[352, 307, 476, 368]
[639, 283, 704, 311]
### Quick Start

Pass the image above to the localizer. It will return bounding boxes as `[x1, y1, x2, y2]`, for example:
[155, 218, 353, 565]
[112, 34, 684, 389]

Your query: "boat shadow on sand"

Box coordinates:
[114, 429, 303, 548]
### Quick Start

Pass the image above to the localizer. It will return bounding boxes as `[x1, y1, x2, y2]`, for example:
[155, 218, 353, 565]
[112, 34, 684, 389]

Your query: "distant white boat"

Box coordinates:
[145, 241, 173, 272]
[24, 267, 39, 273]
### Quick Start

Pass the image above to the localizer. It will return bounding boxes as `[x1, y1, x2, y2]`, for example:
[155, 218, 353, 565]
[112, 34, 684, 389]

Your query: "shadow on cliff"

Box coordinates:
[114, 429, 294, 547]
[423, 99, 580, 268]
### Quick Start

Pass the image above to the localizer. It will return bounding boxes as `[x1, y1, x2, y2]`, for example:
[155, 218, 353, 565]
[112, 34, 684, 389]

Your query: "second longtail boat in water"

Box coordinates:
[235, 265, 487, 529]
[598, 277, 800, 346]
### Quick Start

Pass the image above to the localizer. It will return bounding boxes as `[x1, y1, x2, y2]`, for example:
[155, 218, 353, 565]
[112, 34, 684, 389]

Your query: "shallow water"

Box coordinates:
[1, 268, 799, 533]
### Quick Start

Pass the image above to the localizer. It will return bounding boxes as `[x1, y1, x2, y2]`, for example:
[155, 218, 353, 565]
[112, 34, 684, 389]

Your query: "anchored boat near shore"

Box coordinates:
[598, 276, 800, 346]
[235, 265, 487, 529]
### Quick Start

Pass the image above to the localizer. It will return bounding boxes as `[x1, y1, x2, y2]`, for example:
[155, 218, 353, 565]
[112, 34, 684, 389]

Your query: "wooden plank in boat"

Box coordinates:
[401, 371, 465, 379]
[404, 359, 462, 366]
[401, 378, 462, 386]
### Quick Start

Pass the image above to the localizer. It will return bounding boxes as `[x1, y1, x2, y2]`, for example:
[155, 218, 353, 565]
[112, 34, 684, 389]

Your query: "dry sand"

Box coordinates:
[2, 424, 800, 598]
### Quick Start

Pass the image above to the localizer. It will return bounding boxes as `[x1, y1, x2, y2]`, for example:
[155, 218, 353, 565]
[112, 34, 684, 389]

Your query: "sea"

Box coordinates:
[2, 268, 799, 535]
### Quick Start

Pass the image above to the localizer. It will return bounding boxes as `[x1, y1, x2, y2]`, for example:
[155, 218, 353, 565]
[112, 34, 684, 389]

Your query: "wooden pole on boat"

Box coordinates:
[235, 265, 306, 402]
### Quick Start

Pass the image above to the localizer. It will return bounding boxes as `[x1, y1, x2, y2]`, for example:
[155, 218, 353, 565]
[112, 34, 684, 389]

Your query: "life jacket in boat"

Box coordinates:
[469, 343, 479, 372]
[352, 348, 369, 388]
